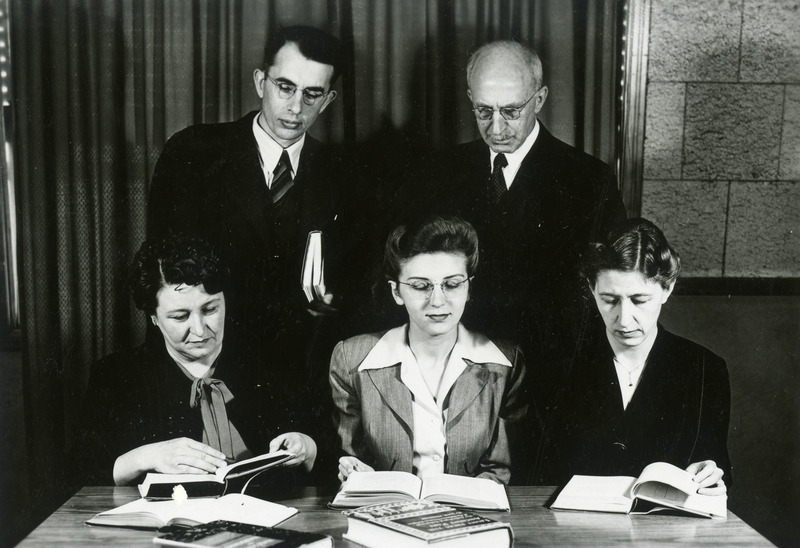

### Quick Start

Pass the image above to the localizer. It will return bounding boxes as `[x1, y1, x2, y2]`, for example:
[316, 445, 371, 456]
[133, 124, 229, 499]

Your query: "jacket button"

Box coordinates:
[612, 442, 627, 451]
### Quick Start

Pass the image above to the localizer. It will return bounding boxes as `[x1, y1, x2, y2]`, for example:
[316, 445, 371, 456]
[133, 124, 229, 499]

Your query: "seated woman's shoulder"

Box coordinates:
[659, 327, 728, 372]
[462, 328, 523, 368]
[93, 343, 150, 373]
[333, 331, 391, 370]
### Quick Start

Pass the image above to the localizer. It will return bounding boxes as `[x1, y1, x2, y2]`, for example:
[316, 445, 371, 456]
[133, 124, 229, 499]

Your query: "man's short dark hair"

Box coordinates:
[263, 25, 342, 85]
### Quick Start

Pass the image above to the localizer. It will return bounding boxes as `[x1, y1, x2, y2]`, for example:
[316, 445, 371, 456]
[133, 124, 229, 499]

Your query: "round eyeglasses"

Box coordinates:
[266, 74, 330, 106]
[472, 88, 541, 121]
[396, 277, 473, 300]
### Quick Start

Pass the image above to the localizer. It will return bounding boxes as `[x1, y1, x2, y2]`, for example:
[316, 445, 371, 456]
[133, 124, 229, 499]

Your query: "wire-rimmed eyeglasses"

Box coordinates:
[395, 277, 473, 300]
[472, 88, 541, 121]
[266, 74, 330, 106]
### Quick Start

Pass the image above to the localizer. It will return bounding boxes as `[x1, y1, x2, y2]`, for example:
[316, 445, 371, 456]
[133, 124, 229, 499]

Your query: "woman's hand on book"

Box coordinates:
[269, 432, 317, 471]
[338, 456, 374, 483]
[686, 460, 727, 496]
[112, 438, 228, 485]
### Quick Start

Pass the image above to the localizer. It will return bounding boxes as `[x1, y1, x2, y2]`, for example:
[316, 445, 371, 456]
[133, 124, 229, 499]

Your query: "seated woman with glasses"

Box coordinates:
[329, 215, 527, 485]
[537, 218, 730, 495]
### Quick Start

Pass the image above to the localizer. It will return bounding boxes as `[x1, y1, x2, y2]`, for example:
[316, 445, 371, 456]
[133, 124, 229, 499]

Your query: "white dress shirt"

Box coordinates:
[251, 113, 304, 188]
[489, 119, 540, 189]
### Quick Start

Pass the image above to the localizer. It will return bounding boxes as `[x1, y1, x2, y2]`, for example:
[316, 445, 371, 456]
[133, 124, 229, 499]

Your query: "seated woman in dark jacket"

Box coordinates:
[74, 237, 317, 485]
[540, 218, 730, 496]
[329, 216, 527, 485]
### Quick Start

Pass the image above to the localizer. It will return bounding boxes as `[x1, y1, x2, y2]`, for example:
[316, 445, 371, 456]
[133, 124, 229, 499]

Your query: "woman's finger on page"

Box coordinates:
[697, 480, 727, 496]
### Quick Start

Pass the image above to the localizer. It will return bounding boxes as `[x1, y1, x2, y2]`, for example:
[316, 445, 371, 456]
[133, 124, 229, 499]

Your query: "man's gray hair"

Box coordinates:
[466, 41, 544, 89]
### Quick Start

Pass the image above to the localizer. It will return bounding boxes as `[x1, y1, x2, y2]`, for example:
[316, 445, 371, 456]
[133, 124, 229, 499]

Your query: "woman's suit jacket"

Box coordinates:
[329, 324, 527, 485]
[537, 323, 732, 485]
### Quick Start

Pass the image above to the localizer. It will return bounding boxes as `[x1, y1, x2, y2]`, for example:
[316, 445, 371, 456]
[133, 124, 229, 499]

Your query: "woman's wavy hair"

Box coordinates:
[129, 237, 226, 315]
[582, 218, 681, 290]
[383, 215, 479, 281]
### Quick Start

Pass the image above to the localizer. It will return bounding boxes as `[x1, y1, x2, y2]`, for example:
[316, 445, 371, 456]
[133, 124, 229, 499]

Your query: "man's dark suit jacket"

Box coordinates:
[432, 124, 626, 420]
[147, 111, 342, 384]
[147, 112, 345, 479]
[536, 322, 732, 486]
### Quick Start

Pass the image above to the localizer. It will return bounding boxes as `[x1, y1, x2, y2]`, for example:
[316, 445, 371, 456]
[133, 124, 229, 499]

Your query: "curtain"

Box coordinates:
[11, 0, 619, 519]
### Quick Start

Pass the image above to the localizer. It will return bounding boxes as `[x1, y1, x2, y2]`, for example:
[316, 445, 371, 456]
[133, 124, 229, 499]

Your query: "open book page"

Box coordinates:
[216, 449, 294, 480]
[138, 450, 295, 498]
[632, 462, 699, 496]
[632, 482, 727, 518]
[550, 475, 636, 513]
[420, 474, 510, 510]
[331, 471, 423, 507]
[87, 494, 297, 529]
[340, 471, 422, 497]
[631, 462, 727, 518]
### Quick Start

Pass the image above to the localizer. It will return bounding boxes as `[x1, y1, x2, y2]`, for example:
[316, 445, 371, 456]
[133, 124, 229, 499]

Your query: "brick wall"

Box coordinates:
[641, 0, 799, 277]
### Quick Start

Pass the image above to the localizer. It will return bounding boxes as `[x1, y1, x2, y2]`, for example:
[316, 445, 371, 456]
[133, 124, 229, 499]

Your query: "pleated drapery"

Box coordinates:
[10, 0, 620, 521]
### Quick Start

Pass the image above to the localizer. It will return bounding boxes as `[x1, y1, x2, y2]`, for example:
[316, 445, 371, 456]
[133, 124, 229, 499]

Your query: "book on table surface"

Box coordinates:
[330, 471, 510, 511]
[85, 493, 297, 530]
[153, 520, 332, 547]
[342, 499, 513, 548]
[138, 449, 295, 499]
[550, 461, 727, 518]
[301, 230, 326, 303]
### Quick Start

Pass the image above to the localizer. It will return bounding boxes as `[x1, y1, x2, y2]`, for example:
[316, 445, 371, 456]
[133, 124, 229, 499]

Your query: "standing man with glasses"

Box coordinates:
[147, 26, 346, 479]
[432, 41, 626, 482]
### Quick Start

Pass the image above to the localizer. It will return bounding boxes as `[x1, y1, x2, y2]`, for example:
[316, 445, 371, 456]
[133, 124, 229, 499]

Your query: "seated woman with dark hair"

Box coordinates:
[74, 237, 317, 486]
[329, 215, 527, 485]
[539, 218, 730, 495]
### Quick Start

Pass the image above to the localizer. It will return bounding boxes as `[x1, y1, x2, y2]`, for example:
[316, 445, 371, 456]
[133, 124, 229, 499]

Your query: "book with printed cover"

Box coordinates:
[153, 520, 331, 547]
[342, 499, 513, 548]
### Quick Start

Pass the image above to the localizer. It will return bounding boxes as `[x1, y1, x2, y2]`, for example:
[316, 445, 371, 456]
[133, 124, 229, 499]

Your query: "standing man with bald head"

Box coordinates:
[434, 41, 626, 480]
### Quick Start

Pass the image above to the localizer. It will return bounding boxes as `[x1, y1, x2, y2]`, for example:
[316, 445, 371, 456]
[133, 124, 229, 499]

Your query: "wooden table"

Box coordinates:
[19, 486, 773, 546]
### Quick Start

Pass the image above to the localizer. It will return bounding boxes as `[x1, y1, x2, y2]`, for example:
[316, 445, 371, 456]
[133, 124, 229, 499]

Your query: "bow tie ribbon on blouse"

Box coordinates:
[189, 377, 235, 460]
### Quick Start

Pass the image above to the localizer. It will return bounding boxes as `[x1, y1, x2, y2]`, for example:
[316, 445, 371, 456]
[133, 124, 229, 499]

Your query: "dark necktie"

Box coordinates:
[270, 150, 294, 204]
[489, 153, 508, 207]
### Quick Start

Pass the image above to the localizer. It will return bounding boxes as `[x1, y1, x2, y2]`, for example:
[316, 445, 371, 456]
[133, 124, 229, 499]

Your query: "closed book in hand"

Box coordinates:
[154, 520, 332, 547]
[343, 499, 513, 548]
[138, 450, 295, 499]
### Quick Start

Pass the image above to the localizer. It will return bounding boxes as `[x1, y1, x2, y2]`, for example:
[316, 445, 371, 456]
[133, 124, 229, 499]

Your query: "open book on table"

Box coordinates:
[330, 471, 510, 511]
[551, 462, 727, 518]
[138, 449, 295, 499]
[85, 493, 297, 530]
